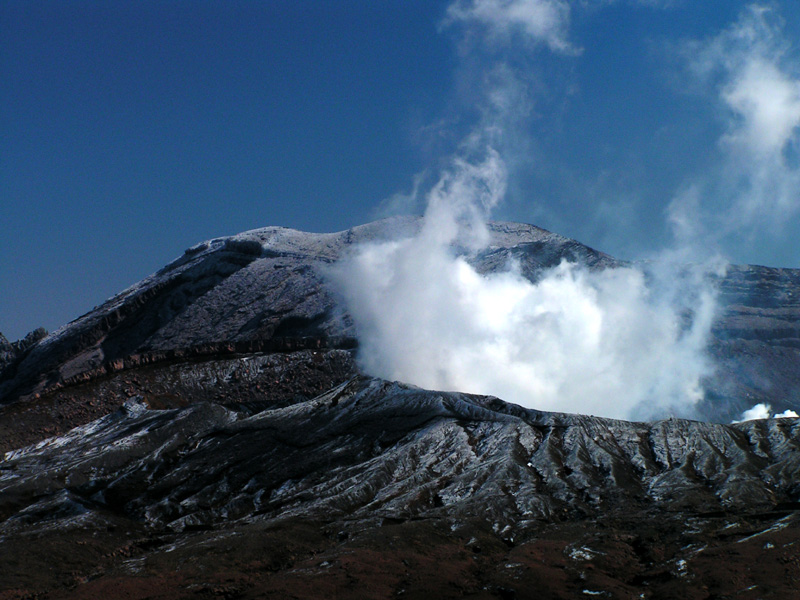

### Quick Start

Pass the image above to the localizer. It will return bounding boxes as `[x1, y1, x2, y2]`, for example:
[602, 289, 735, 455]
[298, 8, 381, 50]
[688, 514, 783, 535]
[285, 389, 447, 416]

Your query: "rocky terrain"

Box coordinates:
[1, 217, 799, 598]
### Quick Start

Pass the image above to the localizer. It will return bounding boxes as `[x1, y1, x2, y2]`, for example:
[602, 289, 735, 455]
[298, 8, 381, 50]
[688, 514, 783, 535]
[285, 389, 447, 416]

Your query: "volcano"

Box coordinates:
[2, 218, 799, 599]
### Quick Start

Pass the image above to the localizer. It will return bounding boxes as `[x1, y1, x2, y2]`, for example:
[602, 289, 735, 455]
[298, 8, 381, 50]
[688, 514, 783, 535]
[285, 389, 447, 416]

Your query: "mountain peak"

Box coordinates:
[1, 219, 799, 597]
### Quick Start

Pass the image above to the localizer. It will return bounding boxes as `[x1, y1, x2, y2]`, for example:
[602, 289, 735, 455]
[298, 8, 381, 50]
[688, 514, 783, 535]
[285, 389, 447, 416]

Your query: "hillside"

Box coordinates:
[1, 218, 799, 598]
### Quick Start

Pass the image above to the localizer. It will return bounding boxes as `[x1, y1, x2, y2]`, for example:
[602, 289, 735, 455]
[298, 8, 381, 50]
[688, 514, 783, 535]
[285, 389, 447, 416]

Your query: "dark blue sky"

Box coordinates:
[3, 1, 800, 340]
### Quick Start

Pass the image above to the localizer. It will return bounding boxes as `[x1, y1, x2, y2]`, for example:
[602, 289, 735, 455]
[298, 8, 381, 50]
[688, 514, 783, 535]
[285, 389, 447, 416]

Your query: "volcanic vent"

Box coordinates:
[1, 219, 799, 598]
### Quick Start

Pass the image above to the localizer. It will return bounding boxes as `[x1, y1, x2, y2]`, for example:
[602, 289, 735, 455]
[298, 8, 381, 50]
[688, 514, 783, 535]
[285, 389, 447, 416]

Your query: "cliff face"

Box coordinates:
[1, 219, 799, 598]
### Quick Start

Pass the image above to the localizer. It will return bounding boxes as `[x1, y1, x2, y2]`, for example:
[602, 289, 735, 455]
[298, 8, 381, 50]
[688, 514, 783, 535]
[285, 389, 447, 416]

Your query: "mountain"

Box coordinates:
[0, 218, 625, 451]
[1, 218, 799, 598]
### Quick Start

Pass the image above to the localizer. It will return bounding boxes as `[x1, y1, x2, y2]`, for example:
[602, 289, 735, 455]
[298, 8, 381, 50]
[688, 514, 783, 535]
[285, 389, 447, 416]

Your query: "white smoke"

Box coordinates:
[330, 0, 731, 421]
[673, 5, 800, 248]
[733, 403, 800, 422]
[445, 0, 577, 55]
[333, 149, 719, 420]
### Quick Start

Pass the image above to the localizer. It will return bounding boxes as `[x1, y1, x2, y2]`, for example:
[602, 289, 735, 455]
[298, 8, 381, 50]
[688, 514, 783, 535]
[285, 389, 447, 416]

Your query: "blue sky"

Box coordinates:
[3, 0, 800, 341]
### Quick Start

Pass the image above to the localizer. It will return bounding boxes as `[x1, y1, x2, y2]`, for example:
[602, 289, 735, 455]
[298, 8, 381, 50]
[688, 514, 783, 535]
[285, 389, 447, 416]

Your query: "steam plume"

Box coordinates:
[333, 149, 719, 420]
[673, 5, 800, 249]
[445, 0, 576, 55]
[331, 0, 731, 421]
[733, 403, 800, 422]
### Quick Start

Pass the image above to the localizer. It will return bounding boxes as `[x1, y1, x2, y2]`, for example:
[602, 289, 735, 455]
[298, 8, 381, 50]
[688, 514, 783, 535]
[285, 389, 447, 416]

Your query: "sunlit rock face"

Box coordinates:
[1, 219, 799, 597]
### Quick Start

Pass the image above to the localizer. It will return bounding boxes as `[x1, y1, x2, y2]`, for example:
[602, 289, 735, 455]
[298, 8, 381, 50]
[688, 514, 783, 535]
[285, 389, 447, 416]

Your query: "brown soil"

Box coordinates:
[2, 512, 798, 599]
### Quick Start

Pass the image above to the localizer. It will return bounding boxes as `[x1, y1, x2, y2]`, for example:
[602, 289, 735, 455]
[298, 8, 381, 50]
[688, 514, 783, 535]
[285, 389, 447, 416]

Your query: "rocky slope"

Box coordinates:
[3, 218, 799, 422]
[1, 218, 799, 598]
[2, 378, 799, 598]
[0, 218, 627, 451]
[0, 217, 625, 406]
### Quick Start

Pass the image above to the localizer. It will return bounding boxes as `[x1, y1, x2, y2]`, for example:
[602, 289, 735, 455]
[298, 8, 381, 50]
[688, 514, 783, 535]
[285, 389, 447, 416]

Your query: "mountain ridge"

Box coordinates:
[1, 218, 799, 597]
[2, 218, 799, 422]
[2, 375, 799, 598]
[0, 218, 614, 406]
